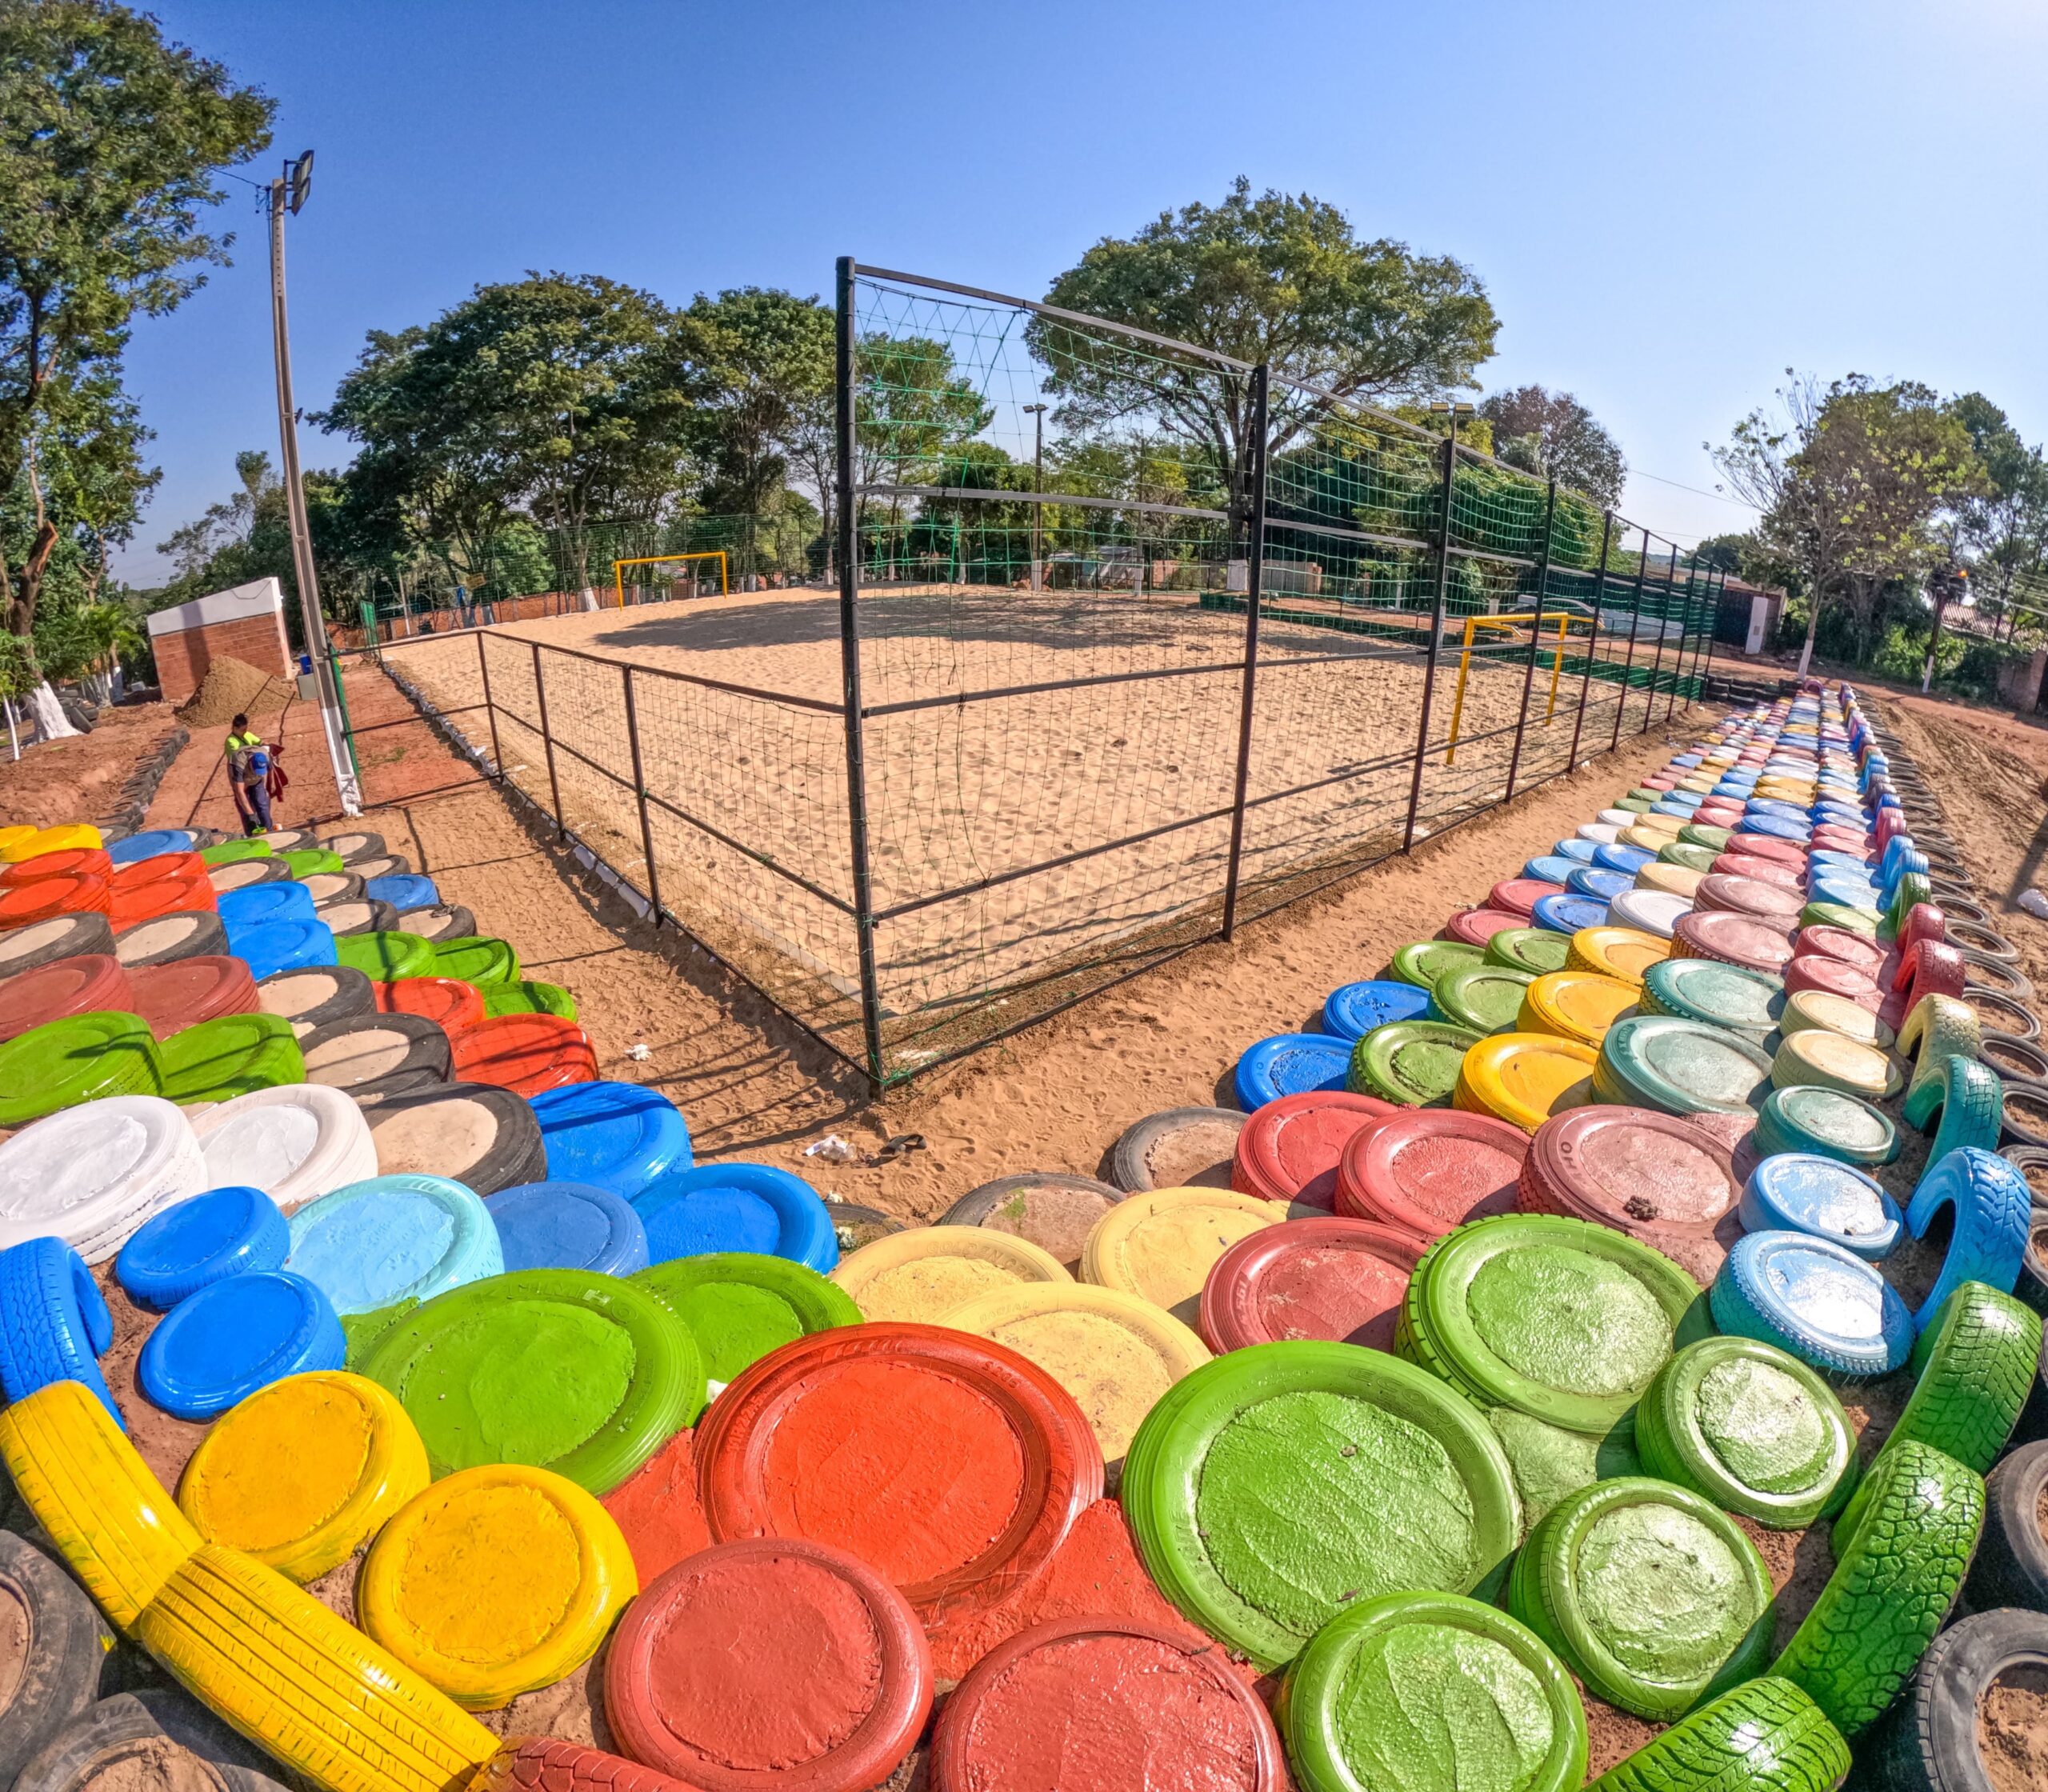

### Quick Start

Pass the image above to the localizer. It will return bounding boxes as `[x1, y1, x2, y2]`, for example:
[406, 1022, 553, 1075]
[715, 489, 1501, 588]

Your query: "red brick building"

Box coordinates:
[146, 577, 294, 706]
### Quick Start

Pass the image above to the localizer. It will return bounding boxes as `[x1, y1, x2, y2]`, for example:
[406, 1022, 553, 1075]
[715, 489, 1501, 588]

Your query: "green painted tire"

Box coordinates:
[1428, 966, 1535, 1036]
[278, 848, 346, 878]
[1398, 1214, 1706, 1433]
[1486, 1409, 1641, 1534]
[1347, 1020, 1481, 1107]
[1658, 842, 1720, 874]
[332, 930, 437, 982]
[1592, 1015, 1774, 1117]
[1485, 928, 1572, 976]
[1508, 1478, 1775, 1721]
[1390, 939, 1484, 990]
[0, 1011, 163, 1126]
[1278, 1592, 1587, 1792]
[361, 1268, 703, 1495]
[1678, 823, 1733, 852]
[1896, 994, 1980, 1124]
[431, 935, 521, 987]
[1882, 1280, 2042, 1475]
[1637, 958, 1784, 1042]
[1752, 1086, 1900, 1167]
[1585, 1676, 1850, 1792]
[1634, 1337, 1858, 1529]
[481, 979, 577, 1022]
[1801, 901, 1878, 935]
[1119, 1339, 1520, 1670]
[632, 1251, 861, 1386]
[1771, 1440, 1985, 1736]
[1907, 1056, 2004, 1174]
[198, 839, 271, 866]
[1889, 872, 1934, 930]
[155, 1012, 305, 1103]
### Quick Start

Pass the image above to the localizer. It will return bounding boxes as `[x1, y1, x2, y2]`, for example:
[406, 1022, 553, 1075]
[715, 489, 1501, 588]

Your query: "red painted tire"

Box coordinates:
[1335, 1109, 1527, 1239]
[0, 848, 110, 887]
[128, 956, 260, 1039]
[470, 1739, 703, 1792]
[1710, 852, 1802, 893]
[1198, 1215, 1422, 1353]
[1442, 907, 1526, 948]
[0, 875, 110, 929]
[1727, 834, 1806, 870]
[1230, 1089, 1397, 1210]
[604, 1538, 932, 1792]
[375, 976, 486, 1032]
[111, 852, 207, 893]
[1784, 954, 1881, 1011]
[1796, 925, 1890, 978]
[930, 1615, 1286, 1792]
[0, 954, 133, 1043]
[107, 874, 215, 930]
[696, 1323, 1102, 1631]
[1490, 878, 1565, 920]
[448, 1013, 597, 1097]
[1693, 874, 1805, 927]
[1669, 910, 1794, 974]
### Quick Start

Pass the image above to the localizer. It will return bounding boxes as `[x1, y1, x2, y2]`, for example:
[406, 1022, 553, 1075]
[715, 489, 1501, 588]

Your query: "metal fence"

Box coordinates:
[368, 258, 1723, 1087]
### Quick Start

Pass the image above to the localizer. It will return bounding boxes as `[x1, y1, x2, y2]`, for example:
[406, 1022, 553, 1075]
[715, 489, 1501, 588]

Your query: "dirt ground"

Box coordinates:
[0, 702, 180, 830]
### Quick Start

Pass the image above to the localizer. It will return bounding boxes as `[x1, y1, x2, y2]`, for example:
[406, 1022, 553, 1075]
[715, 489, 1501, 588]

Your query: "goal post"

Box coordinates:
[612, 551, 730, 608]
[1442, 609, 1599, 765]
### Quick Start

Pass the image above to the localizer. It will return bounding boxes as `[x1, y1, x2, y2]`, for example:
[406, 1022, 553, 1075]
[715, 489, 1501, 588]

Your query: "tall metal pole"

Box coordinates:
[1402, 434, 1460, 850]
[1568, 511, 1614, 770]
[1025, 403, 1046, 591]
[268, 164, 361, 815]
[1665, 554, 1696, 724]
[1610, 528, 1652, 750]
[1219, 364, 1270, 941]
[1502, 479, 1558, 801]
[1639, 540, 1677, 733]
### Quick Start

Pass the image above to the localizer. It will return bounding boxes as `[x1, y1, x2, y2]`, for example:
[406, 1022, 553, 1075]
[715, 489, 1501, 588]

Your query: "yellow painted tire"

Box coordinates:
[0, 824, 34, 857]
[1566, 926, 1670, 988]
[1078, 1186, 1280, 1327]
[1779, 988, 1896, 1051]
[943, 1280, 1210, 1470]
[0, 1379, 200, 1631]
[1620, 822, 1679, 851]
[0, 823, 102, 862]
[1516, 972, 1639, 1049]
[133, 1542, 498, 1792]
[1771, 1028, 1902, 1100]
[1454, 1032, 1600, 1134]
[1635, 862, 1706, 902]
[178, 1371, 430, 1584]
[358, 1464, 637, 1710]
[830, 1224, 1071, 1322]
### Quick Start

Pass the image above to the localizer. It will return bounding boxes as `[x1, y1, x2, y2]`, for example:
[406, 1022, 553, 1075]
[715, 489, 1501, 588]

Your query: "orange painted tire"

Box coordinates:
[109, 874, 216, 930]
[0, 846, 110, 886]
[448, 1014, 597, 1098]
[468, 1739, 705, 1792]
[0, 874, 110, 929]
[376, 977, 486, 1031]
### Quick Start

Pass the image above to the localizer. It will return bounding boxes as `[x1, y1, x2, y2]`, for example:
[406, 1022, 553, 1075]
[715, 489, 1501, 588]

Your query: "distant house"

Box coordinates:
[1714, 577, 1786, 657]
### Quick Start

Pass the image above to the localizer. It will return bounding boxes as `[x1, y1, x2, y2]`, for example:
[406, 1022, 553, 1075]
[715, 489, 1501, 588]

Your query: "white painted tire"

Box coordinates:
[1607, 887, 1695, 941]
[0, 1098, 207, 1263]
[192, 1085, 379, 1216]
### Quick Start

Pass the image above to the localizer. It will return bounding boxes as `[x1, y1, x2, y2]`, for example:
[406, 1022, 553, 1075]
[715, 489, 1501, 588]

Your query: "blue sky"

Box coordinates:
[114, 0, 2048, 581]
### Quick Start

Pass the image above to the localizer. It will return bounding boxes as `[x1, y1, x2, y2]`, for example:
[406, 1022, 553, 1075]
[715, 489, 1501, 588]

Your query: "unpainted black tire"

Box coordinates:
[1959, 951, 2035, 1003]
[1966, 989, 2040, 1043]
[1109, 1106, 1246, 1192]
[1999, 1077, 2048, 1152]
[1982, 1035, 2048, 1085]
[1962, 1440, 2048, 1616]
[255, 964, 377, 1036]
[0, 914, 118, 982]
[318, 830, 386, 864]
[112, 910, 228, 968]
[362, 1082, 544, 1197]
[1936, 895, 1990, 926]
[10, 1685, 290, 1792]
[298, 1011, 451, 1097]
[396, 904, 477, 943]
[0, 1528, 114, 1784]
[1864, 1607, 2048, 1792]
[1947, 919, 2019, 964]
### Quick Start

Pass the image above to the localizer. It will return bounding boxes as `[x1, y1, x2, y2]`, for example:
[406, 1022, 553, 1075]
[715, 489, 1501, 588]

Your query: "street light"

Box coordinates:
[1429, 399, 1477, 446]
[1023, 403, 1047, 592]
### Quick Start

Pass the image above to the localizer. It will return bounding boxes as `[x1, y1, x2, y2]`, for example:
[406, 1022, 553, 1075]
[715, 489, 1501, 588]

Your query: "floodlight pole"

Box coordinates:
[1024, 403, 1046, 590]
[268, 154, 361, 816]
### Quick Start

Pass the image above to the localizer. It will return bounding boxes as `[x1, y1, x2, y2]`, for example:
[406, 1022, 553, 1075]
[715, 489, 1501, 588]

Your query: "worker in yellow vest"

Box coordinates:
[224, 714, 265, 834]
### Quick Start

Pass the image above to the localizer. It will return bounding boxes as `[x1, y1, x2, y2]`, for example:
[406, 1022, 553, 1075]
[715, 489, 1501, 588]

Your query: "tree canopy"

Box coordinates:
[1478, 386, 1626, 509]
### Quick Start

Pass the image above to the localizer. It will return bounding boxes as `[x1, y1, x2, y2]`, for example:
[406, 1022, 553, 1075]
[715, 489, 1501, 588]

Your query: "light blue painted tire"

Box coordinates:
[1905, 1146, 2033, 1330]
[1740, 1154, 1901, 1261]
[284, 1172, 502, 1315]
[1710, 1230, 1914, 1378]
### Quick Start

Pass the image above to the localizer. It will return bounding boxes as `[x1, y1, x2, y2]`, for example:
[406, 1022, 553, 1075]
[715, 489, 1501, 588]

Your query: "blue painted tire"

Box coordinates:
[529, 1080, 692, 1198]
[1739, 1154, 1901, 1260]
[1905, 1146, 2033, 1329]
[1566, 866, 1634, 903]
[484, 1179, 650, 1275]
[1651, 798, 1700, 818]
[134, 1270, 344, 1419]
[114, 1186, 289, 1310]
[1710, 1231, 1914, 1378]
[284, 1173, 503, 1315]
[1813, 805, 1866, 830]
[1233, 1032, 1352, 1110]
[1551, 839, 1599, 863]
[230, 919, 338, 982]
[0, 1236, 120, 1423]
[1592, 843, 1657, 876]
[217, 883, 316, 930]
[1530, 893, 1608, 935]
[1320, 978, 1431, 1042]
[1807, 849, 1872, 878]
[1737, 814, 1811, 845]
[1524, 855, 1579, 885]
[106, 829, 197, 867]
[1746, 799, 1810, 823]
[1809, 874, 1879, 911]
[630, 1162, 838, 1273]
[363, 874, 440, 914]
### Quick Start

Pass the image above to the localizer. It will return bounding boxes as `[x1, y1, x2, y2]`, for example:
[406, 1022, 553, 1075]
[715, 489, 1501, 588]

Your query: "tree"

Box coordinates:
[1478, 386, 1626, 509]
[1030, 178, 1498, 542]
[1947, 393, 2048, 638]
[0, 0, 271, 638]
[1690, 534, 1750, 574]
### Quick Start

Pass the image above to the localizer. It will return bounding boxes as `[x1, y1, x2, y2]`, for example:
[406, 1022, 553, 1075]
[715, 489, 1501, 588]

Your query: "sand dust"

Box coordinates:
[175, 658, 295, 730]
[78, 1738, 225, 1792]
[0, 702, 181, 830]
[0, 1580, 27, 1713]
[1982, 1662, 2048, 1792]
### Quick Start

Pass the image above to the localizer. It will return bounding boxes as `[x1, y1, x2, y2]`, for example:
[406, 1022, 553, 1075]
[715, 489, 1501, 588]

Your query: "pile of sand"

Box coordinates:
[176, 656, 295, 727]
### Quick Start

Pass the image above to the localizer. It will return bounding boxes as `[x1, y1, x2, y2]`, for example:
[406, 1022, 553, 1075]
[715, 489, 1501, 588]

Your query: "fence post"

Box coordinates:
[1638, 541, 1676, 734]
[1667, 555, 1698, 722]
[1569, 511, 1614, 770]
[622, 665, 662, 927]
[476, 630, 503, 778]
[835, 256, 888, 1088]
[1502, 478, 1558, 801]
[531, 641, 563, 835]
[1219, 363, 1270, 941]
[1610, 528, 1652, 750]
[1402, 434, 1460, 850]
[1690, 568, 1722, 698]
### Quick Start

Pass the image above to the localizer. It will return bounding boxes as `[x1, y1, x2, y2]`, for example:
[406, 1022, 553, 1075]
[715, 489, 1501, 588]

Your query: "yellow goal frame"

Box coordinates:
[613, 551, 730, 608]
[1443, 609, 1599, 764]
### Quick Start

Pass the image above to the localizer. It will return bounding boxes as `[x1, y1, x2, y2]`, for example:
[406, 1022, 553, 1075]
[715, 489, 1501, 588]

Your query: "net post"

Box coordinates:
[1502, 478, 1558, 800]
[1610, 526, 1651, 750]
[1219, 362, 1270, 942]
[836, 255, 887, 1088]
[1666, 552, 1697, 723]
[1694, 569, 1722, 694]
[532, 640, 563, 835]
[476, 629, 503, 778]
[1638, 539, 1673, 734]
[1568, 510, 1613, 770]
[1402, 434, 1459, 850]
[622, 664, 662, 927]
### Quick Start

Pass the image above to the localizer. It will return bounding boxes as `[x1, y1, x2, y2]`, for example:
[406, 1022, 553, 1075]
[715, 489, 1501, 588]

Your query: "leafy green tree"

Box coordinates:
[1478, 386, 1626, 510]
[0, 0, 271, 638]
[1947, 393, 2048, 636]
[1030, 179, 1498, 540]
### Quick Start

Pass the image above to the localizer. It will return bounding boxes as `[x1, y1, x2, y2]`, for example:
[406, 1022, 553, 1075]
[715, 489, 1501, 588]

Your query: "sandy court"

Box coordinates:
[386, 584, 1675, 1068]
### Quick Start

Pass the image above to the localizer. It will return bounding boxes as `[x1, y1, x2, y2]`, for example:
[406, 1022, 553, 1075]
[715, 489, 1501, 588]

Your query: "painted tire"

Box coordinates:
[1638, 956, 1782, 1041]
[480, 978, 577, 1021]
[1279, 1592, 1586, 1792]
[1772, 1440, 1984, 1737]
[1565, 926, 1670, 987]
[636, 1250, 859, 1385]
[466, 1740, 709, 1792]
[156, 1011, 305, 1104]
[362, 1081, 546, 1195]
[375, 974, 485, 1031]
[1742, 1154, 1900, 1258]
[1517, 970, 1639, 1047]
[1398, 1214, 1703, 1432]
[1455, 1032, 1599, 1133]
[359, 1463, 636, 1709]
[218, 882, 318, 930]
[131, 1543, 498, 1792]
[1335, 1108, 1526, 1238]
[1883, 1280, 2042, 1474]
[333, 930, 437, 981]
[1752, 1085, 1900, 1168]
[1770, 1028, 1901, 1102]
[363, 873, 440, 914]
[1230, 1090, 1395, 1211]
[128, 954, 259, 1039]
[1198, 1216, 1422, 1354]
[1080, 1186, 1281, 1326]
[1318, 977, 1431, 1040]
[0, 1528, 117, 1786]
[0, 953, 134, 1045]
[1530, 892, 1610, 935]
[1585, 1682, 1848, 1786]
[487, 1179, 649, 1275]
[254, 963, 378, 1034]
[1634, 1336, 1858, 1528]
[631, 1161, 837, 1272]
[115, 1184, 289, 1310]
[137, 1270, 346, 1420]
[0, 1236, 119, 1422]
[1484, 926, 1574, 976]
[0, 1094, 206, 1264]
[226, 919, 338, 982]
[286, 1174, 501, 1315]
[1427, 964, 1536, 1035]
[1898, 995, 1982, 1121]
[193, 1083, 380, 1215]
[362, 1268, 703, 1494]
[1231, 1030, 1352, 1108]
[1712, 1230, 1914, 1378]
[1119, 1339, 1519, 1668]
[1390, 938, 1483, 989]
[446, 1012, 598, 1098]
[1670, 910, 1796, 976]
[178, 1369, 430, 1582]
[430, 934, 519, 986]
[832, 1225, 1071, 1323]
[606, 1535, 930, 1790]
[0, 1379, 202, 1631]
[1905, 1147, 2032, 1329]
[528, 1079, 692, 1199]
[1508, 1476, 1774, 1721]
[1350, 1019, 1482, 1106]
[0, 913, 117, 981]
[0, 1010, 162, 1126]
[1518, 1104, 1739, 1250]
[298, 1010, 452, 1099]
[1595, 1014, 1774, 1118]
